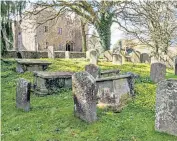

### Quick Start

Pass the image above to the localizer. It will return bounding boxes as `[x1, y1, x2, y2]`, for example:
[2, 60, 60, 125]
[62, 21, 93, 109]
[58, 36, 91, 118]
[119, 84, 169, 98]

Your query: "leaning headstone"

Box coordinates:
[65, 51, 70, 59]
[48, 46, 54, 59]
[85, 64, 100, 78]
[16, 78, 31, 111]
[155, 79, 177, 136]
[112, 54, 122, 65]
[104, 50, 112, 62]
[90, 49, 98, 65]
[130, 51, 140, 63]
[175, 57, 177, 75]
[72, 71, 97, 123]
[150, 63, 166, 83]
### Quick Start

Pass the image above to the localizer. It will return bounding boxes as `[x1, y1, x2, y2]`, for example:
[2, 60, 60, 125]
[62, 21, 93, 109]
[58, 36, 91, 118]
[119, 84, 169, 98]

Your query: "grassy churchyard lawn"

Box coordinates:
[1, 58, 177, 141]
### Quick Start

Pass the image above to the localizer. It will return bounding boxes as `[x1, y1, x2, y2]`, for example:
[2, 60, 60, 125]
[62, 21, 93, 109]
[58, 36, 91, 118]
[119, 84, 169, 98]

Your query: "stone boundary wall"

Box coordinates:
[69, 52, 86, 58]
[54, 51, 65, 58]
[3, 51, 86, 59]
[3, 51, 48, 58]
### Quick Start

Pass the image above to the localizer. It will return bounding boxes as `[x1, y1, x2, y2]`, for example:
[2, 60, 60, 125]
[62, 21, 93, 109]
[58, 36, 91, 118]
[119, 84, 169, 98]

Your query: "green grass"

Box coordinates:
[1, 58, 177, 141]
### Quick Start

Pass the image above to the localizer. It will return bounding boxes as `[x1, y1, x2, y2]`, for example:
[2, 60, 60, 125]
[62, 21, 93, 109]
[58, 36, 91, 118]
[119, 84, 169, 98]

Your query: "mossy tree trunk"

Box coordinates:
[95, 13, 113, 51]
[81, 19, 87, 52]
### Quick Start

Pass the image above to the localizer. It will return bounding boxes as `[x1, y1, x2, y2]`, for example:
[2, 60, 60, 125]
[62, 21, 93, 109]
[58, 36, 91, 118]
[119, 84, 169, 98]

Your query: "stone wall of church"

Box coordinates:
[14, 8, 83, 52]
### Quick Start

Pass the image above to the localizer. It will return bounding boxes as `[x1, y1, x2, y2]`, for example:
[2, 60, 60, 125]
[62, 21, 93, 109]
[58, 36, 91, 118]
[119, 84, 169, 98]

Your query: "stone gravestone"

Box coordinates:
[150, 63, 166, 83]
[90, 49, 98, 65]
[130, 51, 140, 63]
[140, 53, 150, 63]
[65, 51, 70, 59]
[72, 71, 98, 123]
[175, 57, 177, 75]
[48, 46, 54, 59]
[112, 54, 122, 65]
[104, 50, 112, 62]
[16, 78, 31, 111]
[85, 64, 100, 79]
[155, 79, 177, 136]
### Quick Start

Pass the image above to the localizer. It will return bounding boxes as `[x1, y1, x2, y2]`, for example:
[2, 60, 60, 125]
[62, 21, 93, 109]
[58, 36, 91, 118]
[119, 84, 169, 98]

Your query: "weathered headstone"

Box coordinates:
[85, 64, 100, 79]
[16, 78, 31, 111]
[72, 71, 97, 123]
[150, 63, 166, 83]
[104, 50, 112, 62]
[48, 46, 54, 59]
[65, 51, 70, 59]
[90, 49, 98, 65]
[140, 53, 150, 63]
[175, 57, 177, 75]
[112, 54, 122, 65]
[155, 79, 177, 136]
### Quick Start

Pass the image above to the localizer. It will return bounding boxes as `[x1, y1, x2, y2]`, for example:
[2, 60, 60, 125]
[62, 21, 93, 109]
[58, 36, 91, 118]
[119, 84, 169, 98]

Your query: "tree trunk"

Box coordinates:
[95, 21, 112, 51]
[81, 19, 87, 52]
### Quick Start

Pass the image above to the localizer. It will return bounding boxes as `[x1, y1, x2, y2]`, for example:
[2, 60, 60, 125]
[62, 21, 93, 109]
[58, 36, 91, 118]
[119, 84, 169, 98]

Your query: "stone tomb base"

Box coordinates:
[33, 71, 73, 96]
[96, 73, 135, 112]
[16, 59, 52, 73]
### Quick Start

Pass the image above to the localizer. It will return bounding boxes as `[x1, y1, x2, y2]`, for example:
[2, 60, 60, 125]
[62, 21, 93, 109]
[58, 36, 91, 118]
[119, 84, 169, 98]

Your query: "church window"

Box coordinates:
[44, 26, 48, 32]
[58, 28, 62, 35]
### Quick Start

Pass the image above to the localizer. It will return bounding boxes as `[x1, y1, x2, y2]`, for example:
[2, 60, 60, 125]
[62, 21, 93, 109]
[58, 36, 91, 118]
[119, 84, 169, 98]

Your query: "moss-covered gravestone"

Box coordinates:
[85, 64, 100, 79]
[72, 71, 98, 123]
[150, 63, 166, 83]
[155, 79, 177, 136]
[16, 78, 31, 112]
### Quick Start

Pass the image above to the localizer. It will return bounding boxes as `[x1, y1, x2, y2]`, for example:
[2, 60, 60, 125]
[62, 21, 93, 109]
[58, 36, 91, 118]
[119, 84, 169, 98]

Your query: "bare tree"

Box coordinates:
[116, 0, 177, 60]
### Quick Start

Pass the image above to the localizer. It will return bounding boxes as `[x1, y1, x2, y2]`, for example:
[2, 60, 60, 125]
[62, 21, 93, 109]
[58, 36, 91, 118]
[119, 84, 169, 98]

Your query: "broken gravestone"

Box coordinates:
[150, 63, 166, 83]
[155, 79, 177, 136]
[16, 78, 31, 111]
[85, 64, 100, 79]
[72, 71, 98, 123]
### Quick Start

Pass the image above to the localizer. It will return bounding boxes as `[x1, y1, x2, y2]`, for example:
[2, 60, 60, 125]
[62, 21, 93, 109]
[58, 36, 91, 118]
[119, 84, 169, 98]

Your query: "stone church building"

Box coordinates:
[12, 7, 84, 52]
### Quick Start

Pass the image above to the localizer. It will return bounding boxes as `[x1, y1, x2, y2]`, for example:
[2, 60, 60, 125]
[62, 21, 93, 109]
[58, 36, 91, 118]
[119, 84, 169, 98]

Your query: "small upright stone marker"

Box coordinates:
[72, 71, 97, 123]
[175, 57, 177, 75]
[112, 54, 122, 65]
[150, 63, 166, 83]
[65, 51, 70, 59]
[86, 50, 91, 59]
[85, 64, 100, 78]
[16, 78, 31, 111]
[48, 46, 54, 59]
[90, 49, 98, 65]
[155, 79, 177, 136]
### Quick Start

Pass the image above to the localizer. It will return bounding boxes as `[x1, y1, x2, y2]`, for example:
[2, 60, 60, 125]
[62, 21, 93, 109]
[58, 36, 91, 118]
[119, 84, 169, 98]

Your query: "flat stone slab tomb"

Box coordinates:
[96, 73, 135, 111]
[33, 71, 73, 96]
[16, 59, 52, 73]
